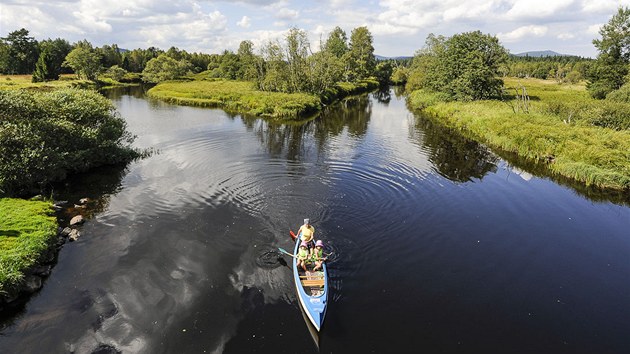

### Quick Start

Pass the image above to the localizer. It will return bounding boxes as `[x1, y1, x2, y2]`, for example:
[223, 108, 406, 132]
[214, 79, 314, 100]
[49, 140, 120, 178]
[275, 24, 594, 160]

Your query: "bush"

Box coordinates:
[0, 88, 138, 195]
[606, 83, 630, 103]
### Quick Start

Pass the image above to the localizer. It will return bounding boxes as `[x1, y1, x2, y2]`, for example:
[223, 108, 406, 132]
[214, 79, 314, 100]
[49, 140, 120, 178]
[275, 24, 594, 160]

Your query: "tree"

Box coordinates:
[237, 40, 258, 80]
[99, 44, 123, 67]
[346, 26, 376, 80]
[39, 38, 73, 78]
[63, 41, 103, 80]
[257, 40, 289, 92]
[32, 49, 51, 82]
[141, 54, 192, 83]
[587, 7, 630, 98]
[103, 65, 127, 81]
[323, 26, 348, 58]
[1, 28, 39, 74]
[218, 50, 240, 80]
[407, 31, 508, 101]
[285, 27, 310, 92]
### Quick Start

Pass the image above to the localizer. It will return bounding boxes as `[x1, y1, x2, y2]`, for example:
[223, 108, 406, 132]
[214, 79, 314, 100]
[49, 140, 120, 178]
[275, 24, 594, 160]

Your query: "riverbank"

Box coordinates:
[147, 76, 379, 119]
[0, 74, 140, 91]
[0, 198, 57, 302]
[408, 78, 630, 190]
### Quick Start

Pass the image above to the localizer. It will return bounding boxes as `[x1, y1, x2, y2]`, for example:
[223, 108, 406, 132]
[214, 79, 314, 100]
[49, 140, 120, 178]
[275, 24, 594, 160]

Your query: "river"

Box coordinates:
[1, 87, 629, 353]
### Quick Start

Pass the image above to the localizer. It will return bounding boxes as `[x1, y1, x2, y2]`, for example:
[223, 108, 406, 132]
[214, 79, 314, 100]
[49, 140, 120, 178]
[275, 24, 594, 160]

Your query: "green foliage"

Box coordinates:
[374, 61, 393, 86]
[98, 44, 123, 68]
[408, 31, 508, 101]
[391, 65, 409, 85]
[31, 49, 50, 82]
[0, 88, 138, 195]
[141, 54, 193, 83]
[346, 26, 376, 81]
[408, 77, 630, 190]
[0, 198, 57, 295]
[588, 7, 630, 98]
[324, 27, 349, 59]
[237, 40, 258, 80]
[148, 80, 321, 119]
[606, 82, 630, 103]
[38, 38, 73, 78]
[0, 28, 39, 75]
[102, 65, 127, 82]
[63, 41, 103, 81]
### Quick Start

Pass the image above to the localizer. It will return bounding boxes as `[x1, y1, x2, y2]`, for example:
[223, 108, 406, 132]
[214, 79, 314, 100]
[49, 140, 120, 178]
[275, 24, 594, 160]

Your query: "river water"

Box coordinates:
[1, 87, 630, 353]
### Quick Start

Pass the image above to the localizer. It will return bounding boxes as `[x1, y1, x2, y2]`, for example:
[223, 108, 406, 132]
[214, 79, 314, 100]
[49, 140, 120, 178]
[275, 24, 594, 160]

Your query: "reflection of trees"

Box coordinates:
[101, 85, 152, 100]
[240, 94, 373, 161]
[372, 89, 391, 105]
[51, 163, 130, 222]
[412, 111, 498, 182]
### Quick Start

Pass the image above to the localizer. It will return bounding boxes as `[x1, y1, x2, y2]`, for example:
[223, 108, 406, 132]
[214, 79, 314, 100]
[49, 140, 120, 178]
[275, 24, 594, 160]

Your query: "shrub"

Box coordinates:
[0, 88, 138, 195]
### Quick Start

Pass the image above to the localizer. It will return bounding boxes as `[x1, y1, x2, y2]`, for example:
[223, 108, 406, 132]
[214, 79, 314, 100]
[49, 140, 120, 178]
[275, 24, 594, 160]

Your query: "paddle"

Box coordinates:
[290, 230, 298, 240]
[278, 247, 298, 258]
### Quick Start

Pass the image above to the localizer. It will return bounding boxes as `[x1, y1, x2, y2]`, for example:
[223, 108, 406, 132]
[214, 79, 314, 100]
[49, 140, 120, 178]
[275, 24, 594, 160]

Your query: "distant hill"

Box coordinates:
[513, 50, 569, 57]
[375, 55, 413, 61]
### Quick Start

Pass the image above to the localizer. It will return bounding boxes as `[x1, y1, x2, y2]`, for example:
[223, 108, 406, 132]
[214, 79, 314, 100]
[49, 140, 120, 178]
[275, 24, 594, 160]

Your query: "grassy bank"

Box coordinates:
[148, 79, 321, 118]
[408, 78, 630, 190]
[0, 74, 138, 91]
[0, 198, 57, 296]
[147, 76, 379, 119]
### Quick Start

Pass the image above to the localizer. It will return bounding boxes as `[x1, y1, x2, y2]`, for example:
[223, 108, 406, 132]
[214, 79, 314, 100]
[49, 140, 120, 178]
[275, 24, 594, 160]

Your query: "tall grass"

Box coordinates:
[0, 198, 57, 295]
[147, 77, 380, 119]
[148, 80, 322, 119]
[408, 78, 630, 190]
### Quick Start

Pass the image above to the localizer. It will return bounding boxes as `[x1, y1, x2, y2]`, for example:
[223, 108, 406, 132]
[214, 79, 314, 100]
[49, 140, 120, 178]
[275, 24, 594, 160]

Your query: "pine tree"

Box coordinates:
[32, 50, 50, 82]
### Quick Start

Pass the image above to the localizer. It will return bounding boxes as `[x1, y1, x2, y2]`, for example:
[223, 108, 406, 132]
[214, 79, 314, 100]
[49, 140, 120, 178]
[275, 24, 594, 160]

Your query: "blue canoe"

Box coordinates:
[293, 236, 328, 332]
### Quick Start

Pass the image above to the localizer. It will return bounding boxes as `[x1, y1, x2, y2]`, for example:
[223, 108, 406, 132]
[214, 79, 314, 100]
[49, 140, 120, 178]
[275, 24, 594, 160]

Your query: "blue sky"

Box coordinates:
[2, 0, 630, 57]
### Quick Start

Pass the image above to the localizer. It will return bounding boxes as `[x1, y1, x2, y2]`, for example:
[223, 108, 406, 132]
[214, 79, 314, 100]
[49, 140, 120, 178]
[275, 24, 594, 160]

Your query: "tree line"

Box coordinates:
[4, 5, 629, 104]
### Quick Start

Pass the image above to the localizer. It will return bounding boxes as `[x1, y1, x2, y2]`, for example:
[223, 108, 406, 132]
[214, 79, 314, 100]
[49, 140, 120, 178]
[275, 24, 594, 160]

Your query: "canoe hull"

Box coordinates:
[293, 238, 328, 331]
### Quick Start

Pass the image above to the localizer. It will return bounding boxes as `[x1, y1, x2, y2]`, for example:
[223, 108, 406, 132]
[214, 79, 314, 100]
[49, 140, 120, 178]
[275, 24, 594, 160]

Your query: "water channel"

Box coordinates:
[1, 86, 629, 353]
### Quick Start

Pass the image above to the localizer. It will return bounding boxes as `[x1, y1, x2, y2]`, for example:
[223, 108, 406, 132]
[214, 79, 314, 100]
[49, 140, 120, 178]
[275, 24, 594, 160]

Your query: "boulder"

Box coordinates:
[32, 265, 52, 277]
[59, 227, 72, 237]
[70, 215, 84, 226]
[68, 229, 81, 241]
[79, 198, 89, 204]
[23, 275, 42, 294]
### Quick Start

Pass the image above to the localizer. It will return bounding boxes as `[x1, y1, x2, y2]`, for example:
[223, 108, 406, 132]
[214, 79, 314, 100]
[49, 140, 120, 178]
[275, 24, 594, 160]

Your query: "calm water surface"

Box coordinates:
[1, 87, 629, 353]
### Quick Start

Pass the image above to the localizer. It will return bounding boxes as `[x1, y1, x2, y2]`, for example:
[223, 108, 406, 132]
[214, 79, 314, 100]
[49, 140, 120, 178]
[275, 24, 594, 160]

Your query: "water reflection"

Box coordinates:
[411, 111, 498, 183]
[1, 86, 629, 354]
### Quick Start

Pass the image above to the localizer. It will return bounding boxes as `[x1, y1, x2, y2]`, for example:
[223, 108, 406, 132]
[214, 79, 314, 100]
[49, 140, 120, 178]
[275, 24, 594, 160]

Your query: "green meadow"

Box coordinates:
[408, 78, 630, 190]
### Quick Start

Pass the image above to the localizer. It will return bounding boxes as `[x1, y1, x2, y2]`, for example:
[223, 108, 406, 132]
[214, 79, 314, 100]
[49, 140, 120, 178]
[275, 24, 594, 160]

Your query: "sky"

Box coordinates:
[2, 0, 630, 58]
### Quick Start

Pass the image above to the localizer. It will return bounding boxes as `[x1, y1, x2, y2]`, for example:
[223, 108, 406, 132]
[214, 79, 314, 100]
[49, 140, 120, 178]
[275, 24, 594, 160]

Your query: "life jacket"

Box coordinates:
[312, 248, 323, 261]
[298, 247, 309, 260]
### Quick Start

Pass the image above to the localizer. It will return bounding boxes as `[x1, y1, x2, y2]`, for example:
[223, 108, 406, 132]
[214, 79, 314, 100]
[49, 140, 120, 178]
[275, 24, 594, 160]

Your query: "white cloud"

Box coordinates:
[276, 7, 299, 20]
[506, 0, 576, 20]
[581, 0, 629, 15]
[237, 15, 251, 28]
[587, 23, 602, 36]
[498, 25, 548, 42]
[557, 32, 575, 40]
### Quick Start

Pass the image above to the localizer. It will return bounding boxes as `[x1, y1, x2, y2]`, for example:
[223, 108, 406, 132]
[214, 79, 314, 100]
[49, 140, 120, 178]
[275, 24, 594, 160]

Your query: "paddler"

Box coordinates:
[297, 218, 315, 249]
[312, 240, 327, 271]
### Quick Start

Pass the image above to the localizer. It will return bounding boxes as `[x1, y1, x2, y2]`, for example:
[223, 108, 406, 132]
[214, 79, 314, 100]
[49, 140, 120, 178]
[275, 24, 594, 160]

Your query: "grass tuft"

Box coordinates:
[0, 198, 57, 295]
